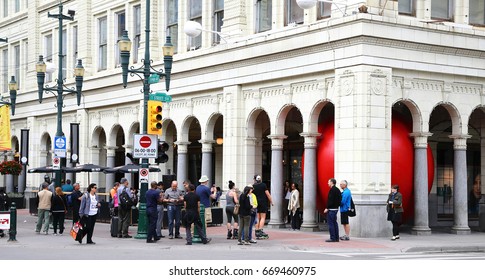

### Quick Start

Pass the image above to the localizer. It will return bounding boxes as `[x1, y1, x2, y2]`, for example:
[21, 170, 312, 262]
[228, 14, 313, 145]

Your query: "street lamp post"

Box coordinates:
[0, 76, 18, 115]
[118, 0, 174, 239]
[36, 2, 85, 190]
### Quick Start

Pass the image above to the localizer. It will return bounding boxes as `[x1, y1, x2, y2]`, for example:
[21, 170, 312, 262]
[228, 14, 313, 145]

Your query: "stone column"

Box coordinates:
[267, 135, 287, 228]
[200, 140, 215, 186]
[450, 135, 471, 234]
[175, 141, 190, 189]
[5, 151, 15, 193]
[105, 146, 117, 189]
[89, 147, 101, 186]
[411, 133, 432, 235]
[480, 127, 485, 232]
[300, 133, 320, 231]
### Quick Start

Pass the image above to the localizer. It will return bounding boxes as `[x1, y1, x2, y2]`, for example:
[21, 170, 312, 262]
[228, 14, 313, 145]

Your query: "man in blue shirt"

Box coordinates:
[339, 180, 352, 241]
[146, 181, 161, 243]
[196, 175, 217, 226]
[61, 179, 74, 192]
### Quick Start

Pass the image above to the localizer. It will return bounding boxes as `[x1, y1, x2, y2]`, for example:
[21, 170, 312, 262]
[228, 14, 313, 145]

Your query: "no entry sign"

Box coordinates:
[133, 134, 157, 158]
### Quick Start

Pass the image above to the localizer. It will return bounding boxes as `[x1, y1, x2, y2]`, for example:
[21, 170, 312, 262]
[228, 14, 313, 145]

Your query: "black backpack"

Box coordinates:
[119, 188, 135, 210]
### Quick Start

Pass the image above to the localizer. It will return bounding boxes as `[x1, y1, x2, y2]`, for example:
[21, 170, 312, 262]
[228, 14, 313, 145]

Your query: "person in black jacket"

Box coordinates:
[51, 187, 68, 235]
[238, 185, 253, 245]
[70, 183, 82, 224]
[324, 178, 341, 242]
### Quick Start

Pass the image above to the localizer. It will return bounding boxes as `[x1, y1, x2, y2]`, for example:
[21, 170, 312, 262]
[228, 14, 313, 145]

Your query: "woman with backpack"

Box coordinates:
[78, 183, 100, 244]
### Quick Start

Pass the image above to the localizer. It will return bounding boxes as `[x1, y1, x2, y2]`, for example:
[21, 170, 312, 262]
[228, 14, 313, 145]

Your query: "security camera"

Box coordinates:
[68, 10, 75, 17]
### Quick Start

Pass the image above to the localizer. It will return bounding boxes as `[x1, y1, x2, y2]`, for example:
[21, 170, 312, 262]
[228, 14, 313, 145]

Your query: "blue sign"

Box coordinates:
[54, 136, 67, 158]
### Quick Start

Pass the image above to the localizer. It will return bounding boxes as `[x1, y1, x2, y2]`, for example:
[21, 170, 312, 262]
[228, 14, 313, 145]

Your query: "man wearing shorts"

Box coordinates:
[252, 175, 273, 239]
[339, 180, 352, 241]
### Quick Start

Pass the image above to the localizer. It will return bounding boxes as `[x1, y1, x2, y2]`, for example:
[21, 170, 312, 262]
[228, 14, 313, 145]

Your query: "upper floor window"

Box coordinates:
[167, 0, 178, 54]
[431, 0, 454, 20]
[98, 16, 108, 71]
[285, 0, 303, 26]
[72, 26, 78, 69]
[317, 1, 332, 19]
[188, 0, 202, 50]
[1, 49, 7, 93]
[115, 11, 126, 67]
[14, 0, 19, 13]
[61, 29, 67, 79]
[470, 1, 485, 25]
[14, 44, 20, 88]
[213, 0, 224, 45]
[133, 5, 141, 63]
[3, 0, 8, 17]
[256, 0, 272, 33]
[44, 34, 53, 82]
[398, 0, 416, 15]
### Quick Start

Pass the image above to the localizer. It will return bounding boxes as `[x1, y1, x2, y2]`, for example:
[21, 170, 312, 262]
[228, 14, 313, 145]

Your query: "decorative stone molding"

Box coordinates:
[174, 141, 191, 154]
[199, 140, 216, 153]
[449, 134, 471, 150]
[291, 80, 320, 94]
[410, 132, 433, 148]
[244, 137, 259, 146]
[267, 134, 288, 150]
[300, 132, 321, 149]
[340, 70, 354, 96]
[260, 85, 288, 99]
[370, 69, 387, 96]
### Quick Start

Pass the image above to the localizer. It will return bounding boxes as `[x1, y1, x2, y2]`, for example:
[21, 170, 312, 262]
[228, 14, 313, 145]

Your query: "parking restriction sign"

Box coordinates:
[139, 168, 149, 184]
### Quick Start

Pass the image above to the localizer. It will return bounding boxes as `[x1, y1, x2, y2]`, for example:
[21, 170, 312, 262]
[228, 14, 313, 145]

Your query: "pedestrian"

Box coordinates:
[71, 183, 82, 224]
[51, 187, 67, 236]
[163, 180, 183, 239]
[225, 180, 239, 239]
[146, 181, 161, 243]
[0, 188, 11, 238]
[253, 174, 273, 239]
[78, 183, 100, 244]
[387, 184, 403, 241]
[196, 175, 217, 225]
[283, 180, 291, 224]
[156, 181, 166, 239]
[39, 175, 50, 191]
[35, 182, 52, 235]
[183, 184, 211, 245]
[288, 183, 301, 231]
[339, 180, 351, 241]
[61, 179, 74, 192]
[237, 185, 253, 245]
[117, 178, 134, 238]
[211, 186, 222, 207]
[109, 182, 119, 216]
[324, 178, 341, 242]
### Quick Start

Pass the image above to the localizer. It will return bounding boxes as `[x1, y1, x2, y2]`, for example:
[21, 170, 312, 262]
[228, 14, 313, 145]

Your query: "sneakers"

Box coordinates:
[52, 233, 58, 236]
[202, 238, 212, 244]
[339, 235, 350, 241]
[391, 235, 400, 241]
[175, 235, 183, 239]
[169, 235, 174, 239]
[248, 239, 257, 244]
[238, 241, 245, 245]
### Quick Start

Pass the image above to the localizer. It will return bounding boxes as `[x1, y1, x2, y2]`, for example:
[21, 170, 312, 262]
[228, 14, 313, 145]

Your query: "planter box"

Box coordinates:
[10, 197, 25, 209]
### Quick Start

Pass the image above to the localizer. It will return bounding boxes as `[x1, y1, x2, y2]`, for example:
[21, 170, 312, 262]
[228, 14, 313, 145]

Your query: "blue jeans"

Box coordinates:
[328, 210, 339, 241]
[241, 210, 257, 240]
[156, 205, 164, 236]
[167, 205, 181, 236]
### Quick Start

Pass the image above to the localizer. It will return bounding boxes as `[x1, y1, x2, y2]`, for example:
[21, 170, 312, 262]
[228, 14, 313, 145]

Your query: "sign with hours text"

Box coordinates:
[0, 213, 10, 230]
[133, 134, 158, 158]
[54, 136, 67, 158]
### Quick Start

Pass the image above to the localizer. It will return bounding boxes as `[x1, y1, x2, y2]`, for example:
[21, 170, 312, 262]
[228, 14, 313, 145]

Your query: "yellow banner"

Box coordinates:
[0, 105, 12, 150]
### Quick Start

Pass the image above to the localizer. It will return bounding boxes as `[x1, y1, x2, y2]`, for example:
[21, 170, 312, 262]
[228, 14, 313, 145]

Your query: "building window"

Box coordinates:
[133, 5, 141, 63]
[470, 1, 485, 25]
[23, 40, 28, 88]
[256, 0, 272, 33]
[1, 49, 7, 93]
[61, 29, 67, 79]
[213, 0, 224, 45]
[3, 0, 8, 17]
[98, 16, 107, 71]
[285, 0, 303, 26]
[72, 26, 78, 69]
[398, 0, 416, 15]
[14, 0, 19, 13]
[317, 1, 332, 19]
[167, 0, 178, 54]
[188, 0, 202, 50]
[14, 45, 20, 88]
[44, 34, 53, 82]
[431, 0, 454, 20]
[115, 11, 126, 67]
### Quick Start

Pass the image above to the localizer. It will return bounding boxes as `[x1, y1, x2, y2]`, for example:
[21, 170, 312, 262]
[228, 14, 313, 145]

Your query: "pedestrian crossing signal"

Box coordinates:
[147, 100, 163, 135]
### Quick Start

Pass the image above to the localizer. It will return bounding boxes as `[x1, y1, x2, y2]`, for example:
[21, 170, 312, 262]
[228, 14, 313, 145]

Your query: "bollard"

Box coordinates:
[8, 202, 17, 242]
[192, 205, 206, 243]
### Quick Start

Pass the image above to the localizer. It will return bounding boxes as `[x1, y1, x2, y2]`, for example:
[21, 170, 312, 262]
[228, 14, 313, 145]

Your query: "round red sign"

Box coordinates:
[140, 168, 149, 177]
[53, 158, 60, 164]
[139, 136, 152, 148]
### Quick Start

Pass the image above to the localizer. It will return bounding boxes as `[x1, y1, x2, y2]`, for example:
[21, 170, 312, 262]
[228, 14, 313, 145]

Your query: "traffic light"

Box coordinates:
[156, 141, 169, 164]
[147, 100, 163, 135]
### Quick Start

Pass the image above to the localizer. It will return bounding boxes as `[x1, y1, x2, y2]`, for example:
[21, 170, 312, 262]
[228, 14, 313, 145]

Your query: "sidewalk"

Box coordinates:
[2, 209, 485, 256]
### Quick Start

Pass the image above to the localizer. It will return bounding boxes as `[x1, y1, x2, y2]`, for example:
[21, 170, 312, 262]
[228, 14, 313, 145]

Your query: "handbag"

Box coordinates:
[233, 203, 240, 215]
[204, 207, 212, 223]
[348, 198, 356, 217]
[70, 221, 83, 240]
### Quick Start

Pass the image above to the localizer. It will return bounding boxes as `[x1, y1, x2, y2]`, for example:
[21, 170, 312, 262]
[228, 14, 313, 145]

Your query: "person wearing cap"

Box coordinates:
[163, 180, 183, 239]
[117, 178, 134, 238]
[196, 175, 217, 225]
[252, 174, 273, 239]
[39, 175, 50, 191]
[35, 183, 52, 235]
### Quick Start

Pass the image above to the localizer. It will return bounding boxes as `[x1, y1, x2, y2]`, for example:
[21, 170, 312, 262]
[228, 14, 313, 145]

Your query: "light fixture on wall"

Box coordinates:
[216, 137, 223, 145]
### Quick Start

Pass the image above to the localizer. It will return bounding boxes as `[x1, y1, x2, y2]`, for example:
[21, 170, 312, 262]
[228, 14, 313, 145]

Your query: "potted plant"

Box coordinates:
[0, 160, 23, 176]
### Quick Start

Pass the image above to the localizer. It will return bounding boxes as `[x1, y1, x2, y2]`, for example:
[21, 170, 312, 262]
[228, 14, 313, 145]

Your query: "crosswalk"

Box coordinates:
[294, 250, 485, 260]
